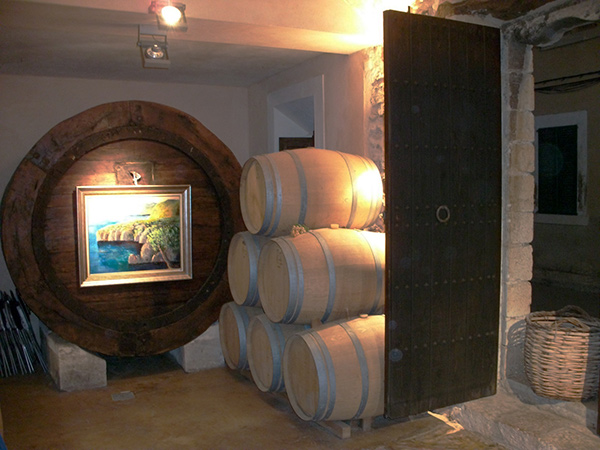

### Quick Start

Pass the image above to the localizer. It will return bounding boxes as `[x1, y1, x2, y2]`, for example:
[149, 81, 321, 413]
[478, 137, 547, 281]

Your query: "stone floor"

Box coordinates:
[0, 356, 507, 450]
[1, 353, 598, 449]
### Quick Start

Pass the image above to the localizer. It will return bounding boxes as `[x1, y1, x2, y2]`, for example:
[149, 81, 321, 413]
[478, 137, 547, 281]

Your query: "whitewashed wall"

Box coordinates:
[0, 74, 250, 291]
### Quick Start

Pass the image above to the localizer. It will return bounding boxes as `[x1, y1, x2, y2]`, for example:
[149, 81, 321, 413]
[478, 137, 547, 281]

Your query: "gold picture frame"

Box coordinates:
[76, 185, 192, 287]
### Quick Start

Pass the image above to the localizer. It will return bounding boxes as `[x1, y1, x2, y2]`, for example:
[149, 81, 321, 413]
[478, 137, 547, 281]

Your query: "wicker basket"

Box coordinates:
[524, 305, 600, 401]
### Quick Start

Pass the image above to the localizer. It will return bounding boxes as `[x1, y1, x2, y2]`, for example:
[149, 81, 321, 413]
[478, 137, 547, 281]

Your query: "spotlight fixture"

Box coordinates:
[138, 25, 170, 69]
[148, 1, 188, 32]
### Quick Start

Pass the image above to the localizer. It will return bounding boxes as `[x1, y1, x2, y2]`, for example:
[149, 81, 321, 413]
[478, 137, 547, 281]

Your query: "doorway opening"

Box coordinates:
[267, 75, 325, 154]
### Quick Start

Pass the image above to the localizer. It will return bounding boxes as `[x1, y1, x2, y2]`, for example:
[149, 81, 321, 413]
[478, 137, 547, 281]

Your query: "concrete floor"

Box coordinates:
[0, 355, 506, 450]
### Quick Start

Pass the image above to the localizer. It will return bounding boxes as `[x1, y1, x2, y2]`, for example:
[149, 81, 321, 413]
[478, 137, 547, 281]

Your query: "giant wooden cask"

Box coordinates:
[0, 101, 243, 356]
[239, 148, 383, 237]
[258, 228, 385, 324]
[283, 314, 385, 421]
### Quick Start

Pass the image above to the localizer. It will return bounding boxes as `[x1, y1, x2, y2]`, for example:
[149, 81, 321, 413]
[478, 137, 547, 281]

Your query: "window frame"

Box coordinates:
[534, 110, 588, 226]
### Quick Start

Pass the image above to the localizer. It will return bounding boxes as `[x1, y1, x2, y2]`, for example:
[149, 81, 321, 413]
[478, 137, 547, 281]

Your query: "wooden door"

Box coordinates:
[384, 11, 501, 418]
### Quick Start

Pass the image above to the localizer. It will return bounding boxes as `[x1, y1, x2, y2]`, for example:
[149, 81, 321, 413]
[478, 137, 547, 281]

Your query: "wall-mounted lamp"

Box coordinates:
[138, 25, 170, 69]
[148, 1, 188, 32]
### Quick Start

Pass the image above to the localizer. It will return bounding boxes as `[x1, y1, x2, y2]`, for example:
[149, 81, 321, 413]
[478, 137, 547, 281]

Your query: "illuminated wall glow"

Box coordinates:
[344, 0, 419, 46]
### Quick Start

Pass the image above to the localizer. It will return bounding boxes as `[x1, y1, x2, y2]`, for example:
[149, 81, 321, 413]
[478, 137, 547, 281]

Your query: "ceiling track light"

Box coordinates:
[148, 1, 188, 32]
[138, 25, 170, 69]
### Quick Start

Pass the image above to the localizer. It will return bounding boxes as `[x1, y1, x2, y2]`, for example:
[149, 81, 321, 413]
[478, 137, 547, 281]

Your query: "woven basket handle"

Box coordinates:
[553, 305, 593, 332]
[556, 305, 592, 319]
[553, 316, 591, 332]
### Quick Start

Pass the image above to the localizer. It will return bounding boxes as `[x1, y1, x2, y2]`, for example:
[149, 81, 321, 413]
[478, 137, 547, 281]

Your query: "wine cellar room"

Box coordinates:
[0, 1, 599, 448]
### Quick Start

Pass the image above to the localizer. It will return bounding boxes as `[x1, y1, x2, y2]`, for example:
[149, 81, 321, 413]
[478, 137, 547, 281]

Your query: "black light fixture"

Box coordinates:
[148, 1, 188, 32]
[138, 25, 170, 69]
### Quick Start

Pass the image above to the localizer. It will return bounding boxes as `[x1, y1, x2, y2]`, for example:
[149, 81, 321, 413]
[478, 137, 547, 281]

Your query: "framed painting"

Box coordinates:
[76, 185, 192, 287]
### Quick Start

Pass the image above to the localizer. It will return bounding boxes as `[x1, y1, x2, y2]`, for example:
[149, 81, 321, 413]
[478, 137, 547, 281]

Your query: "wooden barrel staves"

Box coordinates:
[246, 314, 308, 392]
[227, 231, 270, 307]
[239, 148, 383, 237]
[283, 314, 385, 421]
[219, 302, 262, 370]
[258, 228, 384, 324]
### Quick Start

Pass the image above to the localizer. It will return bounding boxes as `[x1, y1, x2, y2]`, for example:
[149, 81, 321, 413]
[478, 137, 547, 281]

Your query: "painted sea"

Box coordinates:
[88, 216, 167, 274]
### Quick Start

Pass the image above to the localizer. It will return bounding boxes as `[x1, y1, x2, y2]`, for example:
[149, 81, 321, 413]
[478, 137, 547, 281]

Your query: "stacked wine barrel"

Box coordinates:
[220, 148, 386, 422]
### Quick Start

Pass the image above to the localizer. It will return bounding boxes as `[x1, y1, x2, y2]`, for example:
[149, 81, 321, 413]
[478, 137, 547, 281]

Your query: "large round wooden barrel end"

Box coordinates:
[219, 302, 262, 370]
[247, 314, 307, 393]
[0, 101, 243, 356]
[239, 158, 268, 235]
[282, 331, 321, 420]
[227, 232, 269, 307]
[257, 239, 291, 323]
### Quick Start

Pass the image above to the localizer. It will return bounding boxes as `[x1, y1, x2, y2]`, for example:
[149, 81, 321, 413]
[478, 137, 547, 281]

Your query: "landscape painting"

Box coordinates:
[76, 185, 192, 287]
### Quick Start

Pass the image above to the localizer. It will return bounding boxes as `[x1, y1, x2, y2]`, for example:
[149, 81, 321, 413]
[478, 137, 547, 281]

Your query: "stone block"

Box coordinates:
[509, 211, 534, 245]
[509, 141, 535, 173]
[448, 386, 600, 450]
[169, 321, 224, 373]
[502, 38, 533, 73]
[508, 72, 535, 112]
[508, 245, 533, 282]
[46, 332, 106, 392]
[506, 281, 532, 318]
[508, 110, 535, 142]
[508, 173, 535, 212]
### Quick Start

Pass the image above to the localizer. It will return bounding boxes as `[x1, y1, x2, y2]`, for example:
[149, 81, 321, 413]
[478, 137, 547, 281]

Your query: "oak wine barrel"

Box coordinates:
[227, 231, 270, 307]
[239, 148, 383, 237]
[219, 302, 262, 370]
[283, 314, 385, 421]
[258, 228, 384, 324]
[246, 314, 308, 392]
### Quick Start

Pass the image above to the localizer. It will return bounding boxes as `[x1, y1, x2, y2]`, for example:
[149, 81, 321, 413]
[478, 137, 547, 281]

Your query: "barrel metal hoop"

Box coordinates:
[336, 151, 358, 228]
[340, 322, 369, 419]
[287, 150, 308, 226]
[309, 230, 336, 322]
[357, 231, 384, 314]
[277, 238, 304, 323]
[306, 331, 337, 421]
[263, 316, 286, 391]
[232, 305, 250, 368]
[253, 155, 275, 235]
[262, 155, 284, 236]
[244, 234, 261, 306]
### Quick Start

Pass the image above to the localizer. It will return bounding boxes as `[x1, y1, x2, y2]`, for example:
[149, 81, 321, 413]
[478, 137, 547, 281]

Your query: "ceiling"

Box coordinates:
[0, 0, 591, 87]
[0, 0, 375, 86]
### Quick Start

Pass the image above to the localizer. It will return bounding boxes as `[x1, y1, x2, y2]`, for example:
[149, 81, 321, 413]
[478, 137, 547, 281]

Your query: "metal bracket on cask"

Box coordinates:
[314, 417, 374, 439]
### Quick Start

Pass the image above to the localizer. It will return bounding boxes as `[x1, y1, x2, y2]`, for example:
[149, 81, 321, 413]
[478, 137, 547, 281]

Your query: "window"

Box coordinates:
[534, 111, 587, 225]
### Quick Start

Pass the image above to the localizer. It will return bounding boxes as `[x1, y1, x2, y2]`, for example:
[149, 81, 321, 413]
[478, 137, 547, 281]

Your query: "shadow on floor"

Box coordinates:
[103, 353, 182, 380]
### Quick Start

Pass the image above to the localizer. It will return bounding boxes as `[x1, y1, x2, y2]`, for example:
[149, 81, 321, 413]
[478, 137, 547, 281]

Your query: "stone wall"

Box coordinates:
[363, 45, 385, 172]
[500, 38, 536, 383]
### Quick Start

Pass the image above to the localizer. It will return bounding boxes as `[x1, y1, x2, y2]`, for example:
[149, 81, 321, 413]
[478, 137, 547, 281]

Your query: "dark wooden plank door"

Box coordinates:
[384, 10, 501, 419]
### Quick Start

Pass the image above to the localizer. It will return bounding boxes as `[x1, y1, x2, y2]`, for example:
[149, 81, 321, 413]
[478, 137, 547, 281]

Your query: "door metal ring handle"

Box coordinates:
[436, 205, 450, 223]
